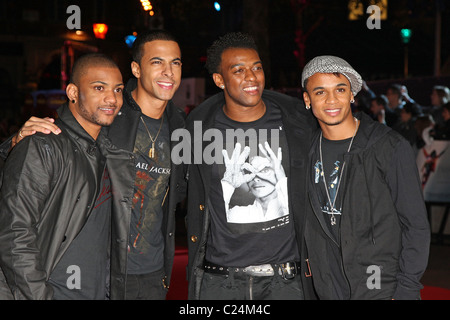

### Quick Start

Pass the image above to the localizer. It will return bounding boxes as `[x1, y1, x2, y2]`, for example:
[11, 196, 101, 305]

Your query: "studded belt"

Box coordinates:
[204, 260, 301, 280]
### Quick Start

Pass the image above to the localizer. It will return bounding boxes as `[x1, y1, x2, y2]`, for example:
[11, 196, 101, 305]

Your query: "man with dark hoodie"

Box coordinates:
[301, 55, 430, 300]
[0, 30, 186, 300]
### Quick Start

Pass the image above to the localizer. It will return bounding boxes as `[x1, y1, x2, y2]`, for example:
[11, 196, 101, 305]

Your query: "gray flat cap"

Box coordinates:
[301, 55, 362, 96]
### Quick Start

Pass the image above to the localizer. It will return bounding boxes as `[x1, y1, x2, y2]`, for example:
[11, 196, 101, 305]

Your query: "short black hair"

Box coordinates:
[403, 102, 421, 117]
[371, 94, 388, 108]
[205, 32, 258, 75]
[387, 83, 402, 96]
[70, 53, 119, 85]
[132, 30, 179, 64]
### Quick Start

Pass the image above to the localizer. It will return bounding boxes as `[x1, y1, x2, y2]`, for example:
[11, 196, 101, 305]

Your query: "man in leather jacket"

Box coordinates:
[1, 31, 186, 300]
[0, 53, 126, 299]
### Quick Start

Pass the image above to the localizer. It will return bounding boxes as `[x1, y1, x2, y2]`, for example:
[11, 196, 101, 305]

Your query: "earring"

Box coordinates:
[306, 105, 311, 110]
[220, 85, 225, 89]
[71, 99, 75, 104]
[350, 99, 355, 103]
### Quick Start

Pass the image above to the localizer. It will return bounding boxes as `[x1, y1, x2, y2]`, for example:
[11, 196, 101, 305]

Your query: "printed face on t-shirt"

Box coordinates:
[246, 156, 277, 199]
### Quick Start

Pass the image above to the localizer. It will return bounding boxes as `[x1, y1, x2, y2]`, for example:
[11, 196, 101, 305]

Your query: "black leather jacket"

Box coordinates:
[0, 104, 133, 299]
[0, 80, 186, 300]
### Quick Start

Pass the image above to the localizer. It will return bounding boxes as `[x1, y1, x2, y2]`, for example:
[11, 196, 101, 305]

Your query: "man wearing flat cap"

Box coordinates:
[301, 55, 430, 300]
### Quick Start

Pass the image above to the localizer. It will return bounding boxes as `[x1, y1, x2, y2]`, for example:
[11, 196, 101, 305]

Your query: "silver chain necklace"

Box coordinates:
[319, 117, 359, 226]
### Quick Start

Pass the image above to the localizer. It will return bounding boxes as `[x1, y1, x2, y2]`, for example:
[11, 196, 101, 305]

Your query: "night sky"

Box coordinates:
[0, 0, 449, 105]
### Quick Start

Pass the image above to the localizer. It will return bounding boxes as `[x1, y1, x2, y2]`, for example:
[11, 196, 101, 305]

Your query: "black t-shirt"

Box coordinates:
[206, 101, 299, 267]
[127, 113, 171, 274]
[313, 136, 353, 240]
[49, 168, 112, 300]
[313, 135, 351, 299]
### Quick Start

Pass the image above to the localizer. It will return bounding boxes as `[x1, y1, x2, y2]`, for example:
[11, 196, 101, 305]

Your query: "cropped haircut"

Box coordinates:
[403, 102, 420, 117]
[70, 53, 119, 85]
[131, 30, 179, 64]
[205, 32, 258, 75]
[387, 83, 402, 96]
[372, 94, 389, 108]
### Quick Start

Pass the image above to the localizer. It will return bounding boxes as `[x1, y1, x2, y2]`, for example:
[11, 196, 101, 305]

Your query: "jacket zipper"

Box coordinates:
[308, 192, 339, 247]
[161, 186, 169, 207]
[338, 238, 352, 297]
[308, 192, 351, 295]
[249, 276, 254, 300]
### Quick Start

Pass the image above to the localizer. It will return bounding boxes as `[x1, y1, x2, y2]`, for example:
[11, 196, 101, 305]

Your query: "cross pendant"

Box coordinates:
[330, 215, 336, 226]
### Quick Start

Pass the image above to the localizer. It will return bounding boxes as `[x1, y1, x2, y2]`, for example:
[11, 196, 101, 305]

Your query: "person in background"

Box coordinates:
[385, 83, 421, 127]
[431, 102, 450, 141]
[392, 102, 421, 152]
[428, 85, 450, 129]
[370, 94, 388, 125]
[352, 80, 375, 115]
[385, 83, 404, 111]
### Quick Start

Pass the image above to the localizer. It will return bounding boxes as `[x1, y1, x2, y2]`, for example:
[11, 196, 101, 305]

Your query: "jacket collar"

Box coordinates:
[186, 89, 315, 159]
[309, 111, 392, 155]
[186, 89, 315, 195]
[106, 77, 185, 152]
[186, 89, 313, 128]
[352, 111, 391, 152]
[124, 77, 141, 112]
[56, 103, 98, 151]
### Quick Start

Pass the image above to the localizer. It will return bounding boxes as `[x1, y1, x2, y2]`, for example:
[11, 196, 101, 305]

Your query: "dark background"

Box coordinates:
[0, 0, 449, 129]
[1, 1, 449, 298]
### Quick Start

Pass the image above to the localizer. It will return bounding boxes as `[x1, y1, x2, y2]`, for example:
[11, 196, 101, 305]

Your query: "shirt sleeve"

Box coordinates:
[0, 135, 13, 161]
[0, 136, 56, 299]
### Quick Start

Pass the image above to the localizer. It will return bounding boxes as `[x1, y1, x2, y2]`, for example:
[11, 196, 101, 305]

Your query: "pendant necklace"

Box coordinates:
[319, 117, 358, 226]
[140, 114, 164, 159]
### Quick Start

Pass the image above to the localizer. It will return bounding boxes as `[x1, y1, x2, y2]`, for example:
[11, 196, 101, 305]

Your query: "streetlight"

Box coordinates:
[125, 34, 137, 48]
[400, 28, 412, 44]
[140, 0, 154, 14]
[93, 23, 108, 39]
[400, 28, 412, 78]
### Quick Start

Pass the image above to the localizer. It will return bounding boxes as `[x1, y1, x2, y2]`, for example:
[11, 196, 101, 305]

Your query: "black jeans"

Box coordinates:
[199, 270, 304, 300]
[125, 269, 168, 300]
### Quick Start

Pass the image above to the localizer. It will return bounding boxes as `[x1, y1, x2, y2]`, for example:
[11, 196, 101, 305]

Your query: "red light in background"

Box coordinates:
[93, 23, 108, 39]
